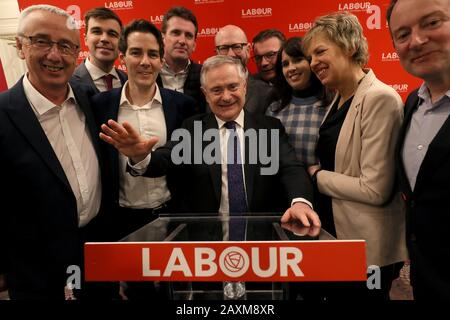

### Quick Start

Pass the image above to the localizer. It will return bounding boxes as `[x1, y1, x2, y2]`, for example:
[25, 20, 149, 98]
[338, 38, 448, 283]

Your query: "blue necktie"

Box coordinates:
[225, 121, 247, 241]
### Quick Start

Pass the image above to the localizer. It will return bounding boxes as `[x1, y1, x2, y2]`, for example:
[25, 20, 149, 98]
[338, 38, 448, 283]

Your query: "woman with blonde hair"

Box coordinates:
[302, 12, 407, 300]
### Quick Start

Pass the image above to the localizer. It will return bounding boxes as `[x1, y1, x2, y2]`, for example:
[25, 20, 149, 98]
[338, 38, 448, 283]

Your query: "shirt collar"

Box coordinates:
[119, 81, 163, 108]
[85, 57, 119, 81]
[162, 59, 191, 75]
[23, 74, 76, 115]
[418, 82, 450, 107]
[216, 109, 245, 129]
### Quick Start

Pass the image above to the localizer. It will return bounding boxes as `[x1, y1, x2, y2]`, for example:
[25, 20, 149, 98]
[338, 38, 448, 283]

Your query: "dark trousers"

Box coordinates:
[116, 203, 170, 300]
[114, 203, 169, 240]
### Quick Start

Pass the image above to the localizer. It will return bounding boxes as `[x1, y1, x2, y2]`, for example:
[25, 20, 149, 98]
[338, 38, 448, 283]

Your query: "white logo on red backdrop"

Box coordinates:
[198, 27, 221, 37]
[150, 15, 164, 25]
[104, 1, 134, 11]
[338, 2, 372, 12]
[66, 5, 84, 30]
[241, 8, 272, 19]
[389, 84, 409, 93]
[382, 52, 400, 62]
[194, 0, 225, 4]
[288, 22, 313, 33]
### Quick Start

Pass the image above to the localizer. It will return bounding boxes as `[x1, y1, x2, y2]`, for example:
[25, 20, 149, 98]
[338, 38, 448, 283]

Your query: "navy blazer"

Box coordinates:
[396, 89, 450, 299]
[72, 60, 128, 94]
[91, 87, 196, 208]
[0, 78, 111, 299]
[144, 111, 313, 214]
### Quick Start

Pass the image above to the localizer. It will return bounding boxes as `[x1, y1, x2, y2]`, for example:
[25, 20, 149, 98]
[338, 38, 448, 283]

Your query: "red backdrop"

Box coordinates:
[17, 0, 421, 100]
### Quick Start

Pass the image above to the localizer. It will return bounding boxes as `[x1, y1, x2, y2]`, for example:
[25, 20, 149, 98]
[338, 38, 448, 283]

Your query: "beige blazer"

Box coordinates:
[316, 69, 408, 267]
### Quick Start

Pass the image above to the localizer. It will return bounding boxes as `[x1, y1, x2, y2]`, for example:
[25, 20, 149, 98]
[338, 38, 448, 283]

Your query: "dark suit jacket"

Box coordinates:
[245, 76, 277, 115]
[71, 60, 128, 94]
[157, 60, 206, 114]
[91, 87, 197, 210]
[396, 89, 450, 299]
[0, 78, 111, 299]
[145, 111, 313, 213]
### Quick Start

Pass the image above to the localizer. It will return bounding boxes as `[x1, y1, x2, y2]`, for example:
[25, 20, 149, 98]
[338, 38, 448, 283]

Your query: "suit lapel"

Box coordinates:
[203, 114, 222, 203]
[74, 62, 100, 94]
[414, 111, 450, 193]
[160, 88, 177, 137]
[335, 70, 376, 171]
[396, 91, 419, 196]
[6, 79, 71, 190]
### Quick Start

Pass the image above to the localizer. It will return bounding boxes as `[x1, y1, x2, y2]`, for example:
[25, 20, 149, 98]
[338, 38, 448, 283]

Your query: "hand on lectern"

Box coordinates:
[280, 202, 321, 229]
[281, 221, 321, 237]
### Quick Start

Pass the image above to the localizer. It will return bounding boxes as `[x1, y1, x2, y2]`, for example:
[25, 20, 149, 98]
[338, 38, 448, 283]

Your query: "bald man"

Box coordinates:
[214, 25, 276, 114]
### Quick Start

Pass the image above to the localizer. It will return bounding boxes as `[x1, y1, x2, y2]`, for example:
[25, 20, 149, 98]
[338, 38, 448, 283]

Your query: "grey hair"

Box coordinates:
[303, 11, 369, 67]
[200, 55, 248, 87]
[18, 4, 76, 34]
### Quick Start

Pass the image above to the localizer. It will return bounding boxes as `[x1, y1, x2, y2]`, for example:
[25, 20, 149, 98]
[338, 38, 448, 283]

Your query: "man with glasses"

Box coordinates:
[0, 5, 113, 299]
[215, 25, 276, 114]
[72, 7, 127, 93]
[157, 6, 206, 114]
[252, 29, 286, 85]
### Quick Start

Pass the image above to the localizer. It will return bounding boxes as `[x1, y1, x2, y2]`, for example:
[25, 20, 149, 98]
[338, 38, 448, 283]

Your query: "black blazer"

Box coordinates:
[71, 60, 128, 94]
[0, 78, 111, 299]
[396, 89, 450, 298]
[91, 87, 197, 208]
[157, 60, 206, 114]
[145, 111, 313, 213]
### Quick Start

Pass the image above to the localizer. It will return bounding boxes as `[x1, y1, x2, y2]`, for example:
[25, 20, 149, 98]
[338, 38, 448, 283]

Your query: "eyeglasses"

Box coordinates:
[20, 34, 80, 56]
[252, 51, 278, 64]
[216, 43, 248, 55]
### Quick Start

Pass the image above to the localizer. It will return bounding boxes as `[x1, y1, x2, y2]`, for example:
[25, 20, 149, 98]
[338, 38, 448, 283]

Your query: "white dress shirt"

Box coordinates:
[159, 60, 190, 93]
[85, 57, 121, 92]
[23, 75, 102, 227]
[118, 82, 170, 209]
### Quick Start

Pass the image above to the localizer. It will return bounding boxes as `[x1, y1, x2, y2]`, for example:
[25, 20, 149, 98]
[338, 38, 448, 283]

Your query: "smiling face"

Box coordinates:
[281, 50, 312, 91]
[305, 32, 353, 90]
[16, 10, 79, 96]
[85, 17, 121, 71]
[253, 36, 282, 82]
[201, 63, 247, 122]
[163, 16, 196, 64]
[122, 31, 163, 91]
[389, 0, 450, 82]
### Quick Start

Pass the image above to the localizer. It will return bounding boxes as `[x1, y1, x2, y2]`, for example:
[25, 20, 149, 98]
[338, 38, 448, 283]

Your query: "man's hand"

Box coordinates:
[281, 221, 321, 237]
[99, 120, 159, 164]
[281, 202, 321, 228]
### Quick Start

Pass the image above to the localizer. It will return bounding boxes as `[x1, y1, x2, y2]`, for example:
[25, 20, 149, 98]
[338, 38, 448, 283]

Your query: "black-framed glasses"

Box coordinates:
[216, 43, 248, 55]
[252, 51, 279, 64]
[19, 34, 79, 56]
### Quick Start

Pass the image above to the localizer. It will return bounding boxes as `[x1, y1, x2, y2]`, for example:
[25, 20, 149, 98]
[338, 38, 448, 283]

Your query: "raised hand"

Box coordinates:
[100, 119, 159, 163]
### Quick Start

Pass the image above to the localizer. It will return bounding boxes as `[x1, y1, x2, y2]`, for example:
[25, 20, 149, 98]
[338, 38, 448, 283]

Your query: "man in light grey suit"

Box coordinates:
[72, 7, 127, 93]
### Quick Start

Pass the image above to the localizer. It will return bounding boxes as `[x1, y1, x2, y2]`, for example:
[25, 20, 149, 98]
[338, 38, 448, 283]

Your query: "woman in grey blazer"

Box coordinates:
[302, 12, 407, 300]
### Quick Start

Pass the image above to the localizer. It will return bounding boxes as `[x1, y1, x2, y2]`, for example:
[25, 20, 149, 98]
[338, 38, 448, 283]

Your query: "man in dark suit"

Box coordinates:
[100, 55, 320, 228]
[72, 7, 127, 93]
[91, 20, 195, 241]
[387, 0, 450, 299]
[156, 6, 206, 114]
[0, 5, 112, 299]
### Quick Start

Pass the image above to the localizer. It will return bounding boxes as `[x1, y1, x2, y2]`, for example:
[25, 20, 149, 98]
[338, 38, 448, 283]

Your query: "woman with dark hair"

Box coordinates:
[267, 37, 331, 167]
